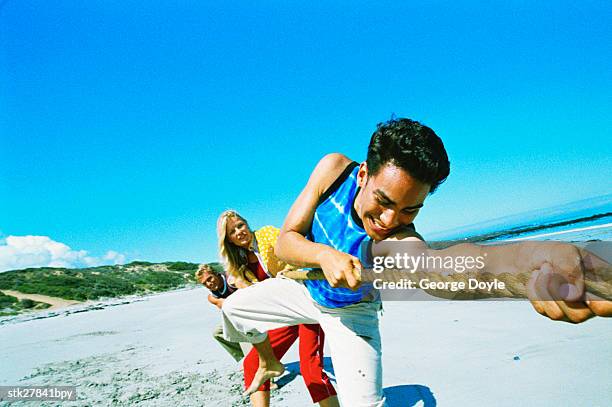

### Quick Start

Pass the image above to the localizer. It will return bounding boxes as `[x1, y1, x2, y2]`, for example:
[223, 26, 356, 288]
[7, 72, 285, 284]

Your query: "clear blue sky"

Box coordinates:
[1, 1, 611, 267]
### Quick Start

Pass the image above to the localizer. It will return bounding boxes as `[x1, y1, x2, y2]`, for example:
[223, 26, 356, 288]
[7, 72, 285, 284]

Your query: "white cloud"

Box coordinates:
[0, 235, 127, 272]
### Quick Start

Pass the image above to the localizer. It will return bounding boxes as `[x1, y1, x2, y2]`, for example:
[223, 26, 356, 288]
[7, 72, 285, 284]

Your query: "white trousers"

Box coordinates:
[222, 277, 385, 407]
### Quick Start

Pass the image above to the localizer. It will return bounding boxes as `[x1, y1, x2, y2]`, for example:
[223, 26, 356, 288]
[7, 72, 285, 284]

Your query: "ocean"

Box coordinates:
[427, 193, 612, 243]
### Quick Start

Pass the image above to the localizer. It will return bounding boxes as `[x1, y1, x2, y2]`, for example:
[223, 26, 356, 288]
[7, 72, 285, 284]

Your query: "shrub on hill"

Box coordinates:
[165, 262, 199, 271]
[0, 291, 19, 308]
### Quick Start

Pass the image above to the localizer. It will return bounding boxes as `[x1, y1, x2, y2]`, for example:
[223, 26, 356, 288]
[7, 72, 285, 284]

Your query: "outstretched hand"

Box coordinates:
[527, 244, 612, 323]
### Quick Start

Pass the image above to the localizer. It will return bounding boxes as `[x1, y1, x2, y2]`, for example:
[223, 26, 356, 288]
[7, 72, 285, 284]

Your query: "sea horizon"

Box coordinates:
[427, 193, 612, 242]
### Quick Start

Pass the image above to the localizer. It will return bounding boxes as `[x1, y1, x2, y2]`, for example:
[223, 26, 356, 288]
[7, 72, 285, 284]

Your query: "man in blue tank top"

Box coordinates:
[222, 118, 611, 406]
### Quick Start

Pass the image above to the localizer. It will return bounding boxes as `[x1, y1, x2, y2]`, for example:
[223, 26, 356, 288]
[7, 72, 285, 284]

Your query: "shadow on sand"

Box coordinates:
[275, 356, 336, 388]
[276, 357, 436, 406]
[383, 384, 436, 406]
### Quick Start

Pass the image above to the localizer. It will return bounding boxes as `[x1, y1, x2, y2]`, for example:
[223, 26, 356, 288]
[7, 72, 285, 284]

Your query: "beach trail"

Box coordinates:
[1, 290, 81, 310]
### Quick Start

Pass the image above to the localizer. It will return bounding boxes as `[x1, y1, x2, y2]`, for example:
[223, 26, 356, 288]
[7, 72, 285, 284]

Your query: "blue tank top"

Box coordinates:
[304, 162, 373, 308]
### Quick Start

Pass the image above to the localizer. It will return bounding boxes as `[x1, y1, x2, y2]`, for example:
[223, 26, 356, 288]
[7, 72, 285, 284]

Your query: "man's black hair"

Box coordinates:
[366, 118, 450, 193]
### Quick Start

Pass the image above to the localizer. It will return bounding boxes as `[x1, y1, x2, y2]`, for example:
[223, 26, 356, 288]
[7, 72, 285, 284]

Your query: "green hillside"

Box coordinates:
[0, 261, 223, 316]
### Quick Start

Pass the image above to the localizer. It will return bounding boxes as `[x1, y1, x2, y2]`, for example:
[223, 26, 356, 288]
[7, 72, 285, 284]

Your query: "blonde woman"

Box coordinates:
[217, 210, 339, 407]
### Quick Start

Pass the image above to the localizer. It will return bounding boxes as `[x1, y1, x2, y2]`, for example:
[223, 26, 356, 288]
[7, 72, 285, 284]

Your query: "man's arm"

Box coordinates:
[276, 153, 363, 289]
[372, 237, 612, 322]
[207, 294, 224, 309]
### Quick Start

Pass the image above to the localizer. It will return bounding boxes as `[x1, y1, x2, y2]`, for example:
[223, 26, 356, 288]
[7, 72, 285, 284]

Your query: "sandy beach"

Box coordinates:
[1, 286, 610, 406]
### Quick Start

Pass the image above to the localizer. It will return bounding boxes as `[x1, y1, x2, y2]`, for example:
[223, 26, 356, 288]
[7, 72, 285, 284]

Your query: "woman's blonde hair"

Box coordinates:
[217, 210, 256, 284]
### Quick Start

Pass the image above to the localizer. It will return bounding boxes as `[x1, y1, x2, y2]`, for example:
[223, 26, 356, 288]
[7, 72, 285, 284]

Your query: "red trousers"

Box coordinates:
[243, 323, 337, 403]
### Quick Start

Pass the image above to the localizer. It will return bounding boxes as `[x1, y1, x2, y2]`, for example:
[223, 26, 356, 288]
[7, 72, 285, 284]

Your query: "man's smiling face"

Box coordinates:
[199, 271, 222, 292]
[354, 162, 430, 241]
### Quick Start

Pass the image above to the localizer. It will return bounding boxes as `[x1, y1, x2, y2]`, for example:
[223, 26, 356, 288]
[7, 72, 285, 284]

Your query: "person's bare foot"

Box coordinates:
[269, 380, 279, 391]
[243, 361, 285, 396]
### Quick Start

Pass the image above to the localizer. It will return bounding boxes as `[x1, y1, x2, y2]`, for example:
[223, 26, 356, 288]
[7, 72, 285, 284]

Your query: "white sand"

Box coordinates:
[1, 287, 610, 406]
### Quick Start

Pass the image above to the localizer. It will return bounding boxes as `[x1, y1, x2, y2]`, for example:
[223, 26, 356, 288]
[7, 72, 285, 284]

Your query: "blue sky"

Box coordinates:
[1, 1, 611, 269]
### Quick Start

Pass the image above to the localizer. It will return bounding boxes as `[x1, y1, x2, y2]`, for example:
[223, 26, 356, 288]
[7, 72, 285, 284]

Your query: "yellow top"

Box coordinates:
[253, 225, 287, 277]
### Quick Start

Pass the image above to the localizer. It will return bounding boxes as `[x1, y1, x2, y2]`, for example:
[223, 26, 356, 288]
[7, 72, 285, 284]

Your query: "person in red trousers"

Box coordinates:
[217, 210, 339, 407]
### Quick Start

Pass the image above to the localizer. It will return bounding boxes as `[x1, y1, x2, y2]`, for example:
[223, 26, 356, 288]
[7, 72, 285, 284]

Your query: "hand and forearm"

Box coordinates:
[285, 240, 610, 300]
[277, 230, 362, 289]
[207, 294, 224, 309]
